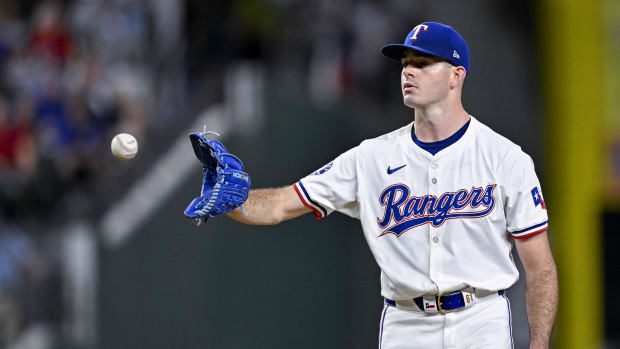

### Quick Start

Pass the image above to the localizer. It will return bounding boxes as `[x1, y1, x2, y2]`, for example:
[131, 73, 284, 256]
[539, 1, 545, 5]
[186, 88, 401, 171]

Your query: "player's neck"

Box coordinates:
[413, 104, 470, 142]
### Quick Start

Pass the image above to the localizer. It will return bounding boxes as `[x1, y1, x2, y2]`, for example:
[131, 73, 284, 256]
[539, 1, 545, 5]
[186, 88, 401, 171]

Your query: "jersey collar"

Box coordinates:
[402, 116, 478, 160]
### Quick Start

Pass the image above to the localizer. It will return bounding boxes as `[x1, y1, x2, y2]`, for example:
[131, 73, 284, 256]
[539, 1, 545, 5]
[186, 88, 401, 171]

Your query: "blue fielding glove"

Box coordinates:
[184, 131, 251, 225]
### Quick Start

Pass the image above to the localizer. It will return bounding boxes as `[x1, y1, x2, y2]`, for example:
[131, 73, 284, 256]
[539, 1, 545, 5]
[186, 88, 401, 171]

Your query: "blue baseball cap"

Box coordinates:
[381, 22, 470, 72]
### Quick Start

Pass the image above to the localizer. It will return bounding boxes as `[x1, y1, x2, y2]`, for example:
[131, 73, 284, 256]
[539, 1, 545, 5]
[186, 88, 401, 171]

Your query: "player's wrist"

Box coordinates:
[529, 344, 549, 349]
[529, 336, 550, 349]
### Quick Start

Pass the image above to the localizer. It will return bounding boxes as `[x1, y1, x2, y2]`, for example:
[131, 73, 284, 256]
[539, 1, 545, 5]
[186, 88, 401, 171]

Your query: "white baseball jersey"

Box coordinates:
[293, 116, 548, 301]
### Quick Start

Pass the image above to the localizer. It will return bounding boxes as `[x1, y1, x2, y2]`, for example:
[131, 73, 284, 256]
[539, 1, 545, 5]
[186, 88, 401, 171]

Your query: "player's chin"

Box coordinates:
[402, 95, 418, 109]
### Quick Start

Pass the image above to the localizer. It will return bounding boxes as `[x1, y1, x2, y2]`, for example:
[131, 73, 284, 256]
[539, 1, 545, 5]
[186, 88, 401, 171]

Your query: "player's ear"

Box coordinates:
[450, 66, 466, 89]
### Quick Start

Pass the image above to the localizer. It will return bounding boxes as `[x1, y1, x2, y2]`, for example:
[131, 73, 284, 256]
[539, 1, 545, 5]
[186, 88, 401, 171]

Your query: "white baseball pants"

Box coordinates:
[378, 294, 513, 349]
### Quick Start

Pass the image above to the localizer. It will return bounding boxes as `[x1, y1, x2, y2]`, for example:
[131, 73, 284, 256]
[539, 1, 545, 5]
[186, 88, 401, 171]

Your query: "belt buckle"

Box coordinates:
[436, 291, 463, 314]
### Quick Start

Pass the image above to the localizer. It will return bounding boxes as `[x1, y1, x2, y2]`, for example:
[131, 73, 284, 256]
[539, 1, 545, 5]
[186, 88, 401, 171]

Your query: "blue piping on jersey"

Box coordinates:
[502, 292, 514, 349]
[512, 220, 548, 234]
[379, 303, 389, 349]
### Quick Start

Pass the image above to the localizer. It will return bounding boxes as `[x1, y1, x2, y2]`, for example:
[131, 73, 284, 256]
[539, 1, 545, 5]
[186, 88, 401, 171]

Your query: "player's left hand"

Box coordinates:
[184, 131, 251, 225]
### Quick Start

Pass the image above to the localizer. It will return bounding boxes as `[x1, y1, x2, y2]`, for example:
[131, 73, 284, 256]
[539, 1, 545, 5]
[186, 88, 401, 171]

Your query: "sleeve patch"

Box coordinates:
[531, 187, 546, 209]
[313, 161, 334, 175]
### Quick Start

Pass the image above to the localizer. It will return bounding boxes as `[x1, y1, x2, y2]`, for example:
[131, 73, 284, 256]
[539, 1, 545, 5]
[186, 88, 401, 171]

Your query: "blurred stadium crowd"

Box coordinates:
[0, 0, 168, 346]
[186, 0, 422, 105]
[0, 0, 154, 224]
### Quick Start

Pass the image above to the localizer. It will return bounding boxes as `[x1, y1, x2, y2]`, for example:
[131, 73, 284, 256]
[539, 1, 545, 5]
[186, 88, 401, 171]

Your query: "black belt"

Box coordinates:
[385, 290, 504, 313]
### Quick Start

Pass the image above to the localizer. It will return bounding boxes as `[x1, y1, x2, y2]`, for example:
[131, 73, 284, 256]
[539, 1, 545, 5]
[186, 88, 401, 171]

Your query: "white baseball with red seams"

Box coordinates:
[111, 133, 139, 159]
[293, 116, 548, 347]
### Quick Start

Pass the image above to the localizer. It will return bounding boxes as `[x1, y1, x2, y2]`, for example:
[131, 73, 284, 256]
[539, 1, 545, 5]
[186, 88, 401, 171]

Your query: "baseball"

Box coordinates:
[111, 133, 138, 159]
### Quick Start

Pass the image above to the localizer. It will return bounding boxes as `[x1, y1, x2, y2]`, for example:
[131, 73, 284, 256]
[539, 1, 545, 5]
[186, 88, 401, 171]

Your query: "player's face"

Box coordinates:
[400, 50, 454, 108]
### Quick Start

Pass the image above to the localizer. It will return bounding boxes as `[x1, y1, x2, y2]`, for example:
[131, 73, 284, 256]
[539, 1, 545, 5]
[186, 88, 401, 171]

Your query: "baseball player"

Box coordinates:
[185, 22, 558, 349]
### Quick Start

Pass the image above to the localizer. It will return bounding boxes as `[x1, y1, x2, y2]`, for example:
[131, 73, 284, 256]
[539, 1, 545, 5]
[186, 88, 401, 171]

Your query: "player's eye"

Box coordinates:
[416, 61, 432, 68]
[402, 60, 432, 69]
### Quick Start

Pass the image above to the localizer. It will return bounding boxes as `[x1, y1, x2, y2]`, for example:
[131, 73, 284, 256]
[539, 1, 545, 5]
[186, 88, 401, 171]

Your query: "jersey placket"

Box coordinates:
[427, 160, 444, 290]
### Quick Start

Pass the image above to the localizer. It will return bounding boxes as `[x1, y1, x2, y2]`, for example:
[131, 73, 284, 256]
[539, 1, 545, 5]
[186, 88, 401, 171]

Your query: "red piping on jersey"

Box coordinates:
[512, 226, 548, 239]
[293, 183, 323, 219]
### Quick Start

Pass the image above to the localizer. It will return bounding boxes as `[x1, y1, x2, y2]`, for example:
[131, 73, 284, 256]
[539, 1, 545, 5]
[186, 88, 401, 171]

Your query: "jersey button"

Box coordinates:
[431, 178, 437, 184]
[433, 237, 439, 243]
[431, 164, 438, 169]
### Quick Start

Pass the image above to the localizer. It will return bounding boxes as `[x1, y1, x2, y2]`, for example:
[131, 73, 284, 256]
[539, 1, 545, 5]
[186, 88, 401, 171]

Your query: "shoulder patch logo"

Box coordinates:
[313, 161, 333, 175]
[531, 187, 546, 209]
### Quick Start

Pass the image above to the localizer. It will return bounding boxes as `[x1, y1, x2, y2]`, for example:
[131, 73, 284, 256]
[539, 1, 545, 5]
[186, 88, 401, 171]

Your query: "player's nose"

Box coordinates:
[402, 65, 417, 78]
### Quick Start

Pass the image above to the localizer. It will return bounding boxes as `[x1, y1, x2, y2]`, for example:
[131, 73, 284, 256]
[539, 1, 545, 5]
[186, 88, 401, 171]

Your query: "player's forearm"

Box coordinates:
[226, 188, 285, 225]
[525, 261, 558, 349]
[227, 187, 307, 225]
